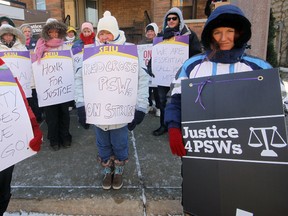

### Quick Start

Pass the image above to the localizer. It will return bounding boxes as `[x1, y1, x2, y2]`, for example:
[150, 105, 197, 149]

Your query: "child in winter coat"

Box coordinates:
[0, 58, 42, 215]
[93, 11, 149, 190]
[34, 18, 72, 151]
[72, 22, 95, 129]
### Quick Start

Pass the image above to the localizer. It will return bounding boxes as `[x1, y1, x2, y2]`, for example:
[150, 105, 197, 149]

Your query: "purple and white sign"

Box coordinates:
[0, 51, 33, 98]
[0, 66, 35, 172]
[83, 45, 139, 125]
[152, 36, 189, 87]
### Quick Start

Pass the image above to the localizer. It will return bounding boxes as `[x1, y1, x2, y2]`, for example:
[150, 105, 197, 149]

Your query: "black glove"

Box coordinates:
[77, 106, 89, 129]
[163, 27, 176, 40]
[128, 110, 146, 131]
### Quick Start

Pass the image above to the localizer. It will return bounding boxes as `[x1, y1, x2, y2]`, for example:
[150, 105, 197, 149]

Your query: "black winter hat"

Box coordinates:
[146, 25, 154, 32]
[0, 16, 15, 27]
[201, 5, 251, 50]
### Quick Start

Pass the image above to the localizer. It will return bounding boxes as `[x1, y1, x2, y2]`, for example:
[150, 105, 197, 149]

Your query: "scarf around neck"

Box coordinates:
[1, 37, 16, 48]
[66, 36, 75, 42]
[35, 38, 64, 62]
[80, 32, 95, 45]
[206, 46, 246, 64]
[26, 37, 31, 46]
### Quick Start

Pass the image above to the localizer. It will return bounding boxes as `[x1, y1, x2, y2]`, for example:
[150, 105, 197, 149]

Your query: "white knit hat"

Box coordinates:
[46, 18, 58, 24]
[97, 11, 119, 40]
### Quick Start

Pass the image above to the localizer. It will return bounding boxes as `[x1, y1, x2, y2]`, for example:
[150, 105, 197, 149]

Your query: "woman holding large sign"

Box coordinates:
[166, 5, 272, 156]
[34, 19, 73, 151]
[165, 4, 273, 215]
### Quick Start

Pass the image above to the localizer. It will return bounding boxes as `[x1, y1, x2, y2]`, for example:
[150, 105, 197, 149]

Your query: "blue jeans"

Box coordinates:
[94, 125, 129, 162]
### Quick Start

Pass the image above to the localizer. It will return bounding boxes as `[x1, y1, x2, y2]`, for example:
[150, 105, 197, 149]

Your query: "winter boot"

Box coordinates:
[101, 159, 114, 190]
[112, 160, 125, 190]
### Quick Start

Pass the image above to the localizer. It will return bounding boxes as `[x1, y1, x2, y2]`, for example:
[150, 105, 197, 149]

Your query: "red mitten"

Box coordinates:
[168, 128, 186, 157]
[29, 117, 43, 152]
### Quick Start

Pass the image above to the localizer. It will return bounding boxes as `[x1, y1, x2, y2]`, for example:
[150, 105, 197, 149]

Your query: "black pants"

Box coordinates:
[148, 87, 160, 108]
[44, 102, 72, 146]
[0, 166, 14, 215]
[27, 89, 43, 122]
[157, 86, 170, 127]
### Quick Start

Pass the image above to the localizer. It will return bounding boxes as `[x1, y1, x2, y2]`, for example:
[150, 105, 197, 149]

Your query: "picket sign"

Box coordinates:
[0, 65, 35, 172]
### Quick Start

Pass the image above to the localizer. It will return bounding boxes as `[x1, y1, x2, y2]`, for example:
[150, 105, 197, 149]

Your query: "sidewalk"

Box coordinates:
[6, 110, 183, 216]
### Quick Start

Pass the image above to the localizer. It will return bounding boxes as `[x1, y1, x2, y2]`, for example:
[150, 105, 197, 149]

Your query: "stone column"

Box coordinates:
[232, 0, 271, 60]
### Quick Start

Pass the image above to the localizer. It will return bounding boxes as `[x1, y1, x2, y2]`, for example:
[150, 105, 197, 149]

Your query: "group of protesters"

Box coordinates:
[0, 3, 274, 215]
[0, 10, 152, 214]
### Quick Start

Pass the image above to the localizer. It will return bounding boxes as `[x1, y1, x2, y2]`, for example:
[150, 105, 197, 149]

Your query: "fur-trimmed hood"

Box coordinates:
[0, 24, 25, 44]
[41, 20, 67, 40]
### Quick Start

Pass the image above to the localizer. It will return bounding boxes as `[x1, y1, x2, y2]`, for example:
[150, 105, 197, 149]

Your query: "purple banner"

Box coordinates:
[0, 51, 30, 59]
[31, 50, 72, 63]
[153, 35, 189, 45]
[72, 47, 83, 55]
[0, 67, 15, 83]
[83, 44, 138, 61]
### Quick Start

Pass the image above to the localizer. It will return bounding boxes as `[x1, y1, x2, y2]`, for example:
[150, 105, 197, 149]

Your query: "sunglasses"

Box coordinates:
[166, 17, 178, 21]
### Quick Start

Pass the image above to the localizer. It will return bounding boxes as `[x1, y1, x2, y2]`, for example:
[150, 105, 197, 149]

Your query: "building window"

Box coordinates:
[172, 0, 197, 19]
[35, 0, 46, 10]
[86, 0, 98, 27]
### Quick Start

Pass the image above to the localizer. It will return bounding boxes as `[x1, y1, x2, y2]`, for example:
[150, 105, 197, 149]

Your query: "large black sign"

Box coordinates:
[181, 69, 288, 216]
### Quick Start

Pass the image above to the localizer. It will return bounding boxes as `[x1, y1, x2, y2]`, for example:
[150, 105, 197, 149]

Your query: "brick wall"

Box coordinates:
[20, 0, 63, 21]
[151, 0, 206, 38]
[19, 0, 34, 10]
[186, 22, 206, 41]
[101, 0, 151, 28]
[16, 0, 206, 42]
[151, 0, 171, 32]
[46, 0, 65, 21]
[271, 0, 288, 66]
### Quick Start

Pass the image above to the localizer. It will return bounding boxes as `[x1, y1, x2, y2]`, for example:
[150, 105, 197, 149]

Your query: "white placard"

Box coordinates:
[0, 68, 35, 172]
[0, 51, 33, 98]
[83, 45, 139, 125]
[137, 44, 156, 87]
[152, 36, 189, 87]
[72, 48, 84, 103]
[32, 50, 75, 107]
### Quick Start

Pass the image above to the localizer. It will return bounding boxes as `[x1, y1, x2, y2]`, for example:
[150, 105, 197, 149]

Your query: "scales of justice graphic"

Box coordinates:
[248, 126, 287, 157]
